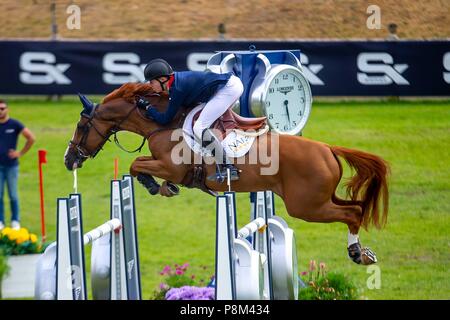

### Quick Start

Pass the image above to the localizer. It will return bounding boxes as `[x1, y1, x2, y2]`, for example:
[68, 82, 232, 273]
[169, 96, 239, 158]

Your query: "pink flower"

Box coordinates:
[176, 269, 184, 275]
[301, 271, 308, 276]
[320, 262, 326, 270]
[309, 260, 317, 271]
[161, 265, 171, 275]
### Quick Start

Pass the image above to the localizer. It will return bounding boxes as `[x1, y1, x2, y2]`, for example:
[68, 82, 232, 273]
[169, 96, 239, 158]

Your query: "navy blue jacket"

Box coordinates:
[146, 71, 232, 125]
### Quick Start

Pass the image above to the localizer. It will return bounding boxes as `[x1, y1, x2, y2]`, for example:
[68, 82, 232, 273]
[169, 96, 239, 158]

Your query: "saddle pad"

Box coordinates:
[182, 104, 256, 158]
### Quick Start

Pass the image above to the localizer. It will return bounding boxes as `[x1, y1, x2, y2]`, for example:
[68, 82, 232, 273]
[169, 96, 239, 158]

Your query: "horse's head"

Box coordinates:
[64, 94, 115, 170]
[64, 82, 166, 171]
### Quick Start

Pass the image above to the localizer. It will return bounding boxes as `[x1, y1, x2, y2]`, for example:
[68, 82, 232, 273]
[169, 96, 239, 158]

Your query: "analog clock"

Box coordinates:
[251, 64, 312, 135]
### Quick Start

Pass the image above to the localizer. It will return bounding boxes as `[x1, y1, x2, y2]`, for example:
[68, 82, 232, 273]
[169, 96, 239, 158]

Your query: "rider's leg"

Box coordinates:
[193, 75, 243, 182]
[193, 75, 244, 140]
[201, 128, 239, 182]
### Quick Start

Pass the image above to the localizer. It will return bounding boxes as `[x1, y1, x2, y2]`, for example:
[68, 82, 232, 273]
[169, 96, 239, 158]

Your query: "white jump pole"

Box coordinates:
[83, 219, 121, 245]
[237, 217, 266, 239]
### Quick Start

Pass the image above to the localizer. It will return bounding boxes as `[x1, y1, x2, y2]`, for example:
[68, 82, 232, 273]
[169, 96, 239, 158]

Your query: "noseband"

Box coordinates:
[69, 103, 146, 160]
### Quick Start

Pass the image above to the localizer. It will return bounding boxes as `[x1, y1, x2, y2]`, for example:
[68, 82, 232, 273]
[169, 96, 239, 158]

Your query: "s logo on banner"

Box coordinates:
[20, 52, 71, 85]
[103, 53, 147, 84]
[357, 52, 409, 85]
[443, 52, 450, 84]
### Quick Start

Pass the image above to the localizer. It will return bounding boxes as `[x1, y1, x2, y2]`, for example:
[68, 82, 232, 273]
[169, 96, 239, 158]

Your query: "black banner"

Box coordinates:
[0, 40, 449, 96]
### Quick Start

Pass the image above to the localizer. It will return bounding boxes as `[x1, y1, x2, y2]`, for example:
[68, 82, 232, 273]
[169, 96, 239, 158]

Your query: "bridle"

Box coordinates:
[69, 103, 146, 160]
[69, 98, 179, 161]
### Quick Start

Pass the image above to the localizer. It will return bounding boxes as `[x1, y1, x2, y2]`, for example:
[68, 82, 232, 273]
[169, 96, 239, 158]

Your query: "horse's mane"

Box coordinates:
[102, 82, 156, 104]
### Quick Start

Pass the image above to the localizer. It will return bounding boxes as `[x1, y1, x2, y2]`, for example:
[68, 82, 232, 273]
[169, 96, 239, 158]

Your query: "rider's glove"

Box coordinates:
[136, 96, 150, 109]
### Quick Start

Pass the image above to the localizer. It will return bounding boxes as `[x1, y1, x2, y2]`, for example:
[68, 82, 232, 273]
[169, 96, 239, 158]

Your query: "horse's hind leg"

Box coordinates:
[284, 191, 377, 265]
[285, 198, 362, 234]
[330, 196, 378, 265]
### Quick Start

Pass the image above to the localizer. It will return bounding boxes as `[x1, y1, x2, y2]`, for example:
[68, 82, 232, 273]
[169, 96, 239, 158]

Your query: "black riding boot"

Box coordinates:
[201, 129, 240, 183]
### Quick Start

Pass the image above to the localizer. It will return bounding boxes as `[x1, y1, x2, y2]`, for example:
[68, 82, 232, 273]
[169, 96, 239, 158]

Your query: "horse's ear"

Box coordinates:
[78, 93, 94, 115]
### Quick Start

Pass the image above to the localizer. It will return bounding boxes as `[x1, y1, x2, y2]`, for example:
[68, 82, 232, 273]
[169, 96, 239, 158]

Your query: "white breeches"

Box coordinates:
[193, 75, 244, 140]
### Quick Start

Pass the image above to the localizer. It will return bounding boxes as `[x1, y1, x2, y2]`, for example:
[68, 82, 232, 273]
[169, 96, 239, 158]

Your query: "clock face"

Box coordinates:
[264, 68, 311, 135]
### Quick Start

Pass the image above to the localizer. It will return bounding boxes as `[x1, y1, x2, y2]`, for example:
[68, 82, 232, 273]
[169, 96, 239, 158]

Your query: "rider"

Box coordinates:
[140, 58, 244, 183]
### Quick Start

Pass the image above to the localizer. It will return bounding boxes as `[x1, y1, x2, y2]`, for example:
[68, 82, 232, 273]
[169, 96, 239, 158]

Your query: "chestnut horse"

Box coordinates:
[64, 82, 389, 265]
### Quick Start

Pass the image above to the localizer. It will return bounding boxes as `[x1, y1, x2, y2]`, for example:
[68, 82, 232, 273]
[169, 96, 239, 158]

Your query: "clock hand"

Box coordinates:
[284, 100, 291, 126]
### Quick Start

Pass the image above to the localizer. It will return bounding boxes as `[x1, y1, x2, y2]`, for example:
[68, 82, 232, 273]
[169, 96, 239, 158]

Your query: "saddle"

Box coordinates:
[179, 107, 267, 196]
[192, 108, 267, 139]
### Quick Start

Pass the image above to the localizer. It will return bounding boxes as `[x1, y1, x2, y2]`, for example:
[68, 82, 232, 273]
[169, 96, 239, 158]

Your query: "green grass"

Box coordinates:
[3, 98, 449, 300]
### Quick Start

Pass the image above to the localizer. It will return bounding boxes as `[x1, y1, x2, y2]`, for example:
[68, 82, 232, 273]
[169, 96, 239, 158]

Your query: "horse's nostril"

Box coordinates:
[64, 151, 78, 171]
[65, 159, 73, 171]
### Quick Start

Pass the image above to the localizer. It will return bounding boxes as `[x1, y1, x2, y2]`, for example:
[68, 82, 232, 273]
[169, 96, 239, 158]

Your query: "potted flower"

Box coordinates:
[0, 227, 46, 299]
[0, 227, 43, 255]
[0, 249, 9, 299]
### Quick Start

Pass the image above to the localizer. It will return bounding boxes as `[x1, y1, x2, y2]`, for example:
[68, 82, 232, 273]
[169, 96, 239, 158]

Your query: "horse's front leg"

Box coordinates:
[130, 156, 179, 197]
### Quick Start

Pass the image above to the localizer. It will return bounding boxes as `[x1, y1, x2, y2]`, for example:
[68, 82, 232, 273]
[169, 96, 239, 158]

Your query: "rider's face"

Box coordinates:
[149, 77, 169, 93]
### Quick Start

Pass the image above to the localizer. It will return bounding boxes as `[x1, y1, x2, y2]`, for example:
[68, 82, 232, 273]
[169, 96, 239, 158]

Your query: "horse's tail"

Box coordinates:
[330, 145, 390, 230]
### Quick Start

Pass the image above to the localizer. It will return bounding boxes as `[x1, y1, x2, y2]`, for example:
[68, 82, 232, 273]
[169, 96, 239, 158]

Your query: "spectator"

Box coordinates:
[386, 23, 399, 40]
[218, 23, 226, 40]
[0, 100, 35, 230]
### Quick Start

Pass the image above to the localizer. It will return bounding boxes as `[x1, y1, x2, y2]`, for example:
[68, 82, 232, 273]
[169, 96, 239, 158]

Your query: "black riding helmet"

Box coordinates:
[144, 58, 174, 81]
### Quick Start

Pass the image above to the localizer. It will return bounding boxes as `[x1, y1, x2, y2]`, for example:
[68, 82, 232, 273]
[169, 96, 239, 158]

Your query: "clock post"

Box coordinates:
[208, 48, 311, 299]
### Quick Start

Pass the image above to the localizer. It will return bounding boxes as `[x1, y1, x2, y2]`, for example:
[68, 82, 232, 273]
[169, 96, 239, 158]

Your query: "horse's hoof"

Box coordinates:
[159, 181, 180, 197]
[348, 243, 378, 265]
[137, 174, 160, 195]
[166, 182, 180, 196]
[361, 247, 377, 265]
[348, 242, 362, 264]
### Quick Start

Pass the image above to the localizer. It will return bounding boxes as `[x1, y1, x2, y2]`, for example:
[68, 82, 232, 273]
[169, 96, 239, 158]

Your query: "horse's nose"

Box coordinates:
[64, 147, 78, 171]
[64, 155, 74, 171]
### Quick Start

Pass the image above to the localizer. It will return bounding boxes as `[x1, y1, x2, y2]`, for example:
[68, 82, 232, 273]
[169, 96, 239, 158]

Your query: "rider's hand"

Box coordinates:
[136, 96, 150, 109]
